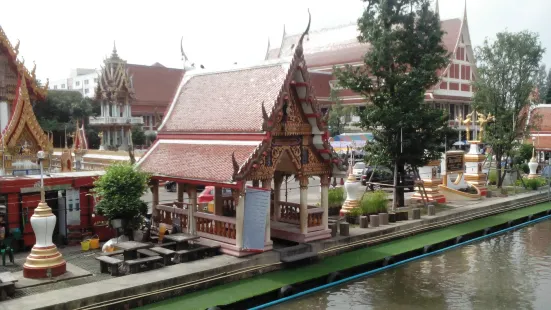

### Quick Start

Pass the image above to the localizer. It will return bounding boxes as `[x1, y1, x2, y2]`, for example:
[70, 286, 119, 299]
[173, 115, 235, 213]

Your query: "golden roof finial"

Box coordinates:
[31, 61, 36, 79]
[14, 39, 20, 56]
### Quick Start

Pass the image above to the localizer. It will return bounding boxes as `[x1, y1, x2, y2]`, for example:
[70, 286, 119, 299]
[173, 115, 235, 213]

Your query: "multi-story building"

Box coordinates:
[50, 68, 100, 98]
[266, 2, 476, 142]
[90, 46, 184, 150]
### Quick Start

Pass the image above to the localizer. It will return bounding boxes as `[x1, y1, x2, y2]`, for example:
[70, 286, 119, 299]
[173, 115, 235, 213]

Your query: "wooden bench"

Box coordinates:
[96, 256, 123, 276]
[160, 241, 177, 250]
[100, 250, 124, 257]
[173, 247, 205, 263]
[150, 247, 176, 266]
[137, 249, 159, 258]
[0, 282, 14, 300]
[125, 256, 163, 274]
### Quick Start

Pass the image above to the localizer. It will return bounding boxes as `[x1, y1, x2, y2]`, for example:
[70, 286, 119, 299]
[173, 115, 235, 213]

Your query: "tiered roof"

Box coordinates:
[138, 12, 346, 186]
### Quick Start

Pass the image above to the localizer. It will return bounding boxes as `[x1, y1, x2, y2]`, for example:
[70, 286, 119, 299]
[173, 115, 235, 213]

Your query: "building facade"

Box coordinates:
[49, 68, 100, 98]
[266, 2, 476, 141]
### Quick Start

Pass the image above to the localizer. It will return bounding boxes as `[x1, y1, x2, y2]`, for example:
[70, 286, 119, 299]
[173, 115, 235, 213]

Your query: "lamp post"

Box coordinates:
[23, 151, 66, 279]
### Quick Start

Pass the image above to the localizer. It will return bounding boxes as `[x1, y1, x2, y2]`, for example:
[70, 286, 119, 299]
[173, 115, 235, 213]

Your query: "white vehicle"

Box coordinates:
[352, 162, 366, 180]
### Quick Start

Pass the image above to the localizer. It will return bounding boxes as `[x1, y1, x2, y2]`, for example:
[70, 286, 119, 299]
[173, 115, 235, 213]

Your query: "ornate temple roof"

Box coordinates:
[139, 12, 347, 185]
[95, 44, 135, 102]
[0, 25, 48, 101]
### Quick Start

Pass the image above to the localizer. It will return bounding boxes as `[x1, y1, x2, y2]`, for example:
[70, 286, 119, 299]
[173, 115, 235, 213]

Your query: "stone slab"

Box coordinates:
[14, 263, 91, 289]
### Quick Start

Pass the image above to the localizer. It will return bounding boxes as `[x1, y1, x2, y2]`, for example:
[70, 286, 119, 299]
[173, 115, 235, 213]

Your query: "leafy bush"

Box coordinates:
[524, 178, 547, 190]
[520, 163, 530, 174]
[359, 190, 388, 215]
[93, 163, 150, 231]
[328, 187, 346, 206]
[488, 170, 497, 185]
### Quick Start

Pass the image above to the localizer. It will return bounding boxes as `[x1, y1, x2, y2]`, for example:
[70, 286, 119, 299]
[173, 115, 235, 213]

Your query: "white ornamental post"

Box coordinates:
[528, 137, 539, 179]
[340, 150, 360, 216]
[23, 151, 66, 279]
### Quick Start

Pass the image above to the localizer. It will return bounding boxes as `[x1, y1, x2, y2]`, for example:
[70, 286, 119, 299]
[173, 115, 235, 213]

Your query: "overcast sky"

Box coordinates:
[1, 0, 550, 81]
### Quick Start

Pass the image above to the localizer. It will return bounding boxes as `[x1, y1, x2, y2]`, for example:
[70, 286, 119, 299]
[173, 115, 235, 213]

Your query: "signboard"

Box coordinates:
[446, 152, 465, 173]
[242, 186, 271, 252]
[21, 183, 71, 194]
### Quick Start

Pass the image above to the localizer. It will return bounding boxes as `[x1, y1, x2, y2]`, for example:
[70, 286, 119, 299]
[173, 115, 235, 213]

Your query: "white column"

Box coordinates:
[235, 192, 245, 249]
[262, 179, 272, 244]
[299, 176, 308, 234]
[0, 101, 9, 132]
[321, 174, 329, 229]
[273, 173, 283, 220]
[188, 186, 197, 234]
[107, 130, 111, 146]
[100, 102, 104, 117]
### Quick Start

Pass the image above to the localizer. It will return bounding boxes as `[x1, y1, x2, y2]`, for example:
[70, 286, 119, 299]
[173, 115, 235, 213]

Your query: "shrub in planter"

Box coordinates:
[359, 190, 388, 215]
[346, 207, 362, 224]
[328, 187, 346, 216]
[93, 163, 150, 240]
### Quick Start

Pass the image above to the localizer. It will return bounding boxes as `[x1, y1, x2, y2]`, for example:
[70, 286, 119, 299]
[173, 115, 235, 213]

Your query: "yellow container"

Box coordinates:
[89, 235, 100, 249]
[81, 239, 90, 251]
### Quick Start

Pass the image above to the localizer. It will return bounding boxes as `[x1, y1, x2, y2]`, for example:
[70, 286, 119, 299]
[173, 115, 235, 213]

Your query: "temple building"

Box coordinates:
[0, 25, 103, 250]
[90, 44, 184, 150]
[138, 16, 347, 256]
[266, 1, 477, 141]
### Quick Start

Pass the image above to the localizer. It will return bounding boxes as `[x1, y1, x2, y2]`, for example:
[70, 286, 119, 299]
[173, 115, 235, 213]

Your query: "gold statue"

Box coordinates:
[476, 111, 495, 142]
[98, 132, 104, 147]
[463, 111, 474, 141]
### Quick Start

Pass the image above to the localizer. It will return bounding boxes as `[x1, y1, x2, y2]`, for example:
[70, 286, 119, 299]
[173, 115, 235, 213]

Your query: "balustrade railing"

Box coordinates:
[222, 197, 236, 217]
[89, 116, 144, 125]
[156, 202, 192, 231]
[307, 207, 324, 227]
[194, 212, 236, 245]
[279, 202, 300, 224]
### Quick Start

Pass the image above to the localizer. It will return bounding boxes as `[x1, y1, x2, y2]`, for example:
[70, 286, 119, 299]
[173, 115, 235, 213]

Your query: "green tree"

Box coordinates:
[131, 125, 146, 146]
[335, 0, 455, 207]
[473, 31, 544, 187]
[93, 163, 149, 239]
[327, 89, 354, 136]
[535, 64, 547, 102]
[517, 143, 534, 163]
[33, 91, 100, 147]
[545, 79, 551, 104]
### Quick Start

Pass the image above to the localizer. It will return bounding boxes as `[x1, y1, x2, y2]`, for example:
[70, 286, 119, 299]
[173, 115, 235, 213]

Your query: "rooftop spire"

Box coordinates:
[463, 0, 468, 21]
[111, 41, 118, 58]
[435, 0, 440, 16]
[180, 36, 188, 62]
[277, 24, 287, 58]
[264, 38, 271, 60]
[295, 9, 311, 56]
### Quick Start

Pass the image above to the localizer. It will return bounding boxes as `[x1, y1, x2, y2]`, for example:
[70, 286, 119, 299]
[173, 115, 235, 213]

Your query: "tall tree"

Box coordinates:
[536, 64, 547, 102]
[335, 0, 455, 207]
[33, 91, 100, 148]
[327, 89, 355, 136]
[546, 69, 551, 103]
[473, 31, 544, 187]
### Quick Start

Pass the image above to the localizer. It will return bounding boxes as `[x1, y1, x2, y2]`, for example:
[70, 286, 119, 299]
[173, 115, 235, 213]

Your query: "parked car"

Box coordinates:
[352, 162, 366, 180]
[198, 186, 233, 204]
[361, 166, 415, 191]
[164, 181, 205, 193]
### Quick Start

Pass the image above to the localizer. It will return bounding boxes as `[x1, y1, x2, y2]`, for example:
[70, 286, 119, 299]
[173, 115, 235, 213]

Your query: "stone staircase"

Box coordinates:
[274, 243, 318, 264]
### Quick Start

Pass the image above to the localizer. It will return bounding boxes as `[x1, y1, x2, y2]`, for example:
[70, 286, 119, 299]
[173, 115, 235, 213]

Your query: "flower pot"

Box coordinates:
[388, 212, 397, 223]
[110, 219, 124, 229]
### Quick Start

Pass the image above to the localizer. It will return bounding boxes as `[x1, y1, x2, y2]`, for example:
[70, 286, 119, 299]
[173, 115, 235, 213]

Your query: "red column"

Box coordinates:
[80, 188, 91, 229]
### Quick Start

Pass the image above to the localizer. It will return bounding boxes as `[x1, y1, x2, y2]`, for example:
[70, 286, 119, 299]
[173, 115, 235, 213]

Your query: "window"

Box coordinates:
[75, 81, 80, 87]
[84, 89, 90, 94]
[84, 80, 89, 85]
[463, 105, 469, 117]
[61, 84, 65, 89]
[449, 104, 456, 120]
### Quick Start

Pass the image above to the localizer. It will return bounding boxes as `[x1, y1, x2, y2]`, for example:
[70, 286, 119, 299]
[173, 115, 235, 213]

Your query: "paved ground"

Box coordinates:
[142, 178, 415, 213]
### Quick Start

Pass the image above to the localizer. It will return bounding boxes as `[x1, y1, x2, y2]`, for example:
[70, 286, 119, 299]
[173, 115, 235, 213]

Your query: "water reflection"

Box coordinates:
[274, 220, 551, 310]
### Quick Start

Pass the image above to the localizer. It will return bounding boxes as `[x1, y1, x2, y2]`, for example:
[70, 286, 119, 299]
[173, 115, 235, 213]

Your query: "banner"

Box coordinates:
[242, 186, 271, 252]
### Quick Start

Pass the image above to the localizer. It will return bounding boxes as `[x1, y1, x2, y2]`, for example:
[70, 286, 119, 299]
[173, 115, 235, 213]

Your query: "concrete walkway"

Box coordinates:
[1, 189, 548, 310]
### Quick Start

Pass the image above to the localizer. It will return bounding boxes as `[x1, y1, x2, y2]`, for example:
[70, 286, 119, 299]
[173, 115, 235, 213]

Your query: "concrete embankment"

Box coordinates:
[2, 191, 549, 310]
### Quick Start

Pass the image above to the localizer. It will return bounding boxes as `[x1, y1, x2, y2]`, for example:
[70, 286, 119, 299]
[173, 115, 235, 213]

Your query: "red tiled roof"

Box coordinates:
[529, 106, 551, 131]
[138, 140, 261, 183]
[160, 62, 289, 133]
[267, 19, 462, 69]
[127, 64, 184, 108]
[532, 136, 551, 150]
[309, 71, 333, 99]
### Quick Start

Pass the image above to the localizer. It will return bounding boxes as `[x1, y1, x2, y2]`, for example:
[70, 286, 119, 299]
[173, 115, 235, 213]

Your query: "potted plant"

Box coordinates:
[346, 207, 362, 225]
[93, 163, 150, 241]
[328, 187, 346, 216]
[359, 190, 388, 216]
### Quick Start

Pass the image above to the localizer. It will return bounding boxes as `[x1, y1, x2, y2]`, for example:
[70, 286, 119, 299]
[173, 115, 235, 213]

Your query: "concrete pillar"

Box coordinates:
[235, 191, 245, 249]
[261, 179, 272, 244]
[188, 185, 197, 234]
[273, 173, 284, 220]
[299, 176, 308, 234]
[107, 130, 111, 147]
[177, 183, 185, 203]
[214, 187, 223, 216]
[151, 179, 159, 221]
[320, 174, 330, 230]
[100, 102, 104, 117]
[0, 101, 8, 132]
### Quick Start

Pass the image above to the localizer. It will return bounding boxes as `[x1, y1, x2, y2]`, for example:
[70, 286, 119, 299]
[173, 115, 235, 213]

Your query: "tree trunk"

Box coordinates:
[496, 155, 503, 188]
[392, 161, 399, 212]
[397, 163, 405, 207]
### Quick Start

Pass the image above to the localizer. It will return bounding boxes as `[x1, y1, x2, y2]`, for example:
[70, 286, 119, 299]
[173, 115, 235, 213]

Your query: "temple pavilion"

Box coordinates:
[138, 16, 348, 256]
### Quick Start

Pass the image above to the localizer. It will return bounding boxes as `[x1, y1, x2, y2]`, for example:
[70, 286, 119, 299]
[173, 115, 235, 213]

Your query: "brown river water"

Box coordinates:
[273, 220, 551, 310]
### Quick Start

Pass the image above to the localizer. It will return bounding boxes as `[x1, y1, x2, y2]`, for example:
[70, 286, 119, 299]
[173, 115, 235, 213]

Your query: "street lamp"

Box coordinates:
[22, 151, 66, 278]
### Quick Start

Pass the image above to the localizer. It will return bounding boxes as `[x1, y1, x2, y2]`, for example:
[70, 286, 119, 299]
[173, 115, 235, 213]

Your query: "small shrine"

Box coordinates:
[138, 13, 348, 256]
[415, 109, 494, 201]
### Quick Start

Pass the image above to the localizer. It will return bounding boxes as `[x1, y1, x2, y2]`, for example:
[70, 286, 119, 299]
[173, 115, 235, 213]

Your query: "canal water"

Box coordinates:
[273, 219, 551, 310]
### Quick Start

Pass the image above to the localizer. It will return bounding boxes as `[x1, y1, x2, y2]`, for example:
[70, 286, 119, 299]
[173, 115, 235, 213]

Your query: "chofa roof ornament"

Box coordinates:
[295, 9, 311, 57]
